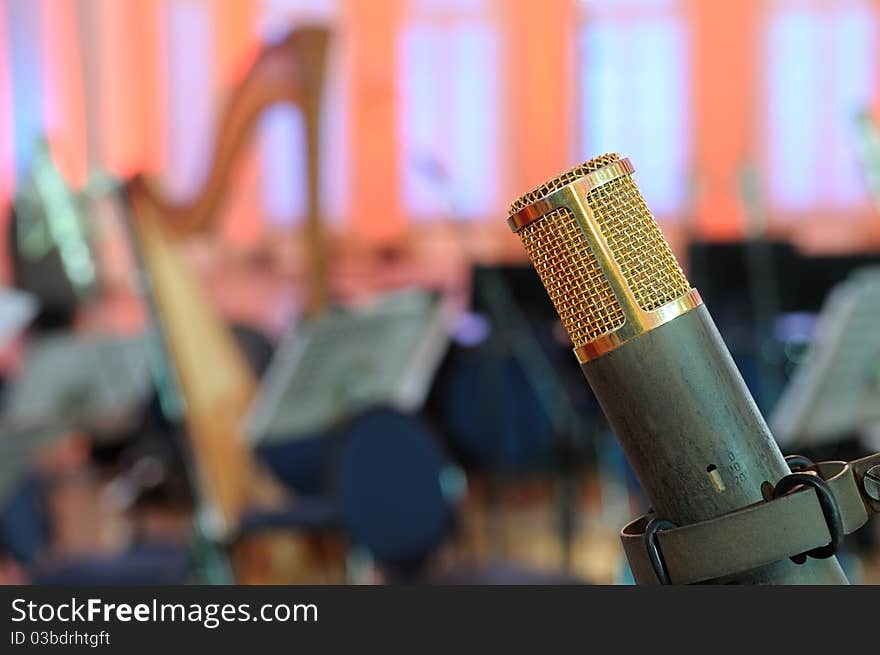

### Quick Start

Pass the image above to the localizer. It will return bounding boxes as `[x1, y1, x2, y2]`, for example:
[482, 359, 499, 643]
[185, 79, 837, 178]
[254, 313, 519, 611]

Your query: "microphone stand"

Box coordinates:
[738, 164, 785, 412]
[475, 270, 588, 571]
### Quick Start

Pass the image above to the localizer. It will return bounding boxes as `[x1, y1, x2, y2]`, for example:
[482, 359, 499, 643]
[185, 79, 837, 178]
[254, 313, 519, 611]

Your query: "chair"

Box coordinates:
[335, 408, 455, 576]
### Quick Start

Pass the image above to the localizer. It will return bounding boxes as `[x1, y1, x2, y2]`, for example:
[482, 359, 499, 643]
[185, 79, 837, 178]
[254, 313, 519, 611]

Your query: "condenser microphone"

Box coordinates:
[507, 154, 848, 584]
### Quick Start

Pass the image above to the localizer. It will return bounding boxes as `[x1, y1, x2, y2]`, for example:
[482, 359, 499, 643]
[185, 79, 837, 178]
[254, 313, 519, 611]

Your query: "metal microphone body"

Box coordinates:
[508, 154, 847, 584]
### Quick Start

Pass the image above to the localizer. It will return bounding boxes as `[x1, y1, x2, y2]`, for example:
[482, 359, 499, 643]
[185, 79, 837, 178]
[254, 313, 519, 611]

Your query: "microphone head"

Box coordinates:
[507, 153, 701, 362]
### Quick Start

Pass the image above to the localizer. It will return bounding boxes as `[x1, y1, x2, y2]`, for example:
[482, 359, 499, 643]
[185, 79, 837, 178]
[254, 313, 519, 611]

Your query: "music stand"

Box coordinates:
[2, 332, 153, 439]
[770, 267, 880, 448]
[246, 290, 450, 445]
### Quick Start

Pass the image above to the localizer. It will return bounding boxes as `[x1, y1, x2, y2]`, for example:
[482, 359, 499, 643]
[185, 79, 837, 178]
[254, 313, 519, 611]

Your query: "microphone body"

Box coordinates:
[508, 154, 847, 584]
[584, 305, 846, 583]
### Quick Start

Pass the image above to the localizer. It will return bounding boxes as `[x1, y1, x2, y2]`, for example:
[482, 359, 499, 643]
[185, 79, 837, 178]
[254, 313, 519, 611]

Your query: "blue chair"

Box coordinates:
[256, 432, 335, 497]
[333, 408, 585, 584]
[431, 346, 556, 472]
[335, 409, 455, 572]
[0, 476, 51, 567]
[238, 495, 338, 534]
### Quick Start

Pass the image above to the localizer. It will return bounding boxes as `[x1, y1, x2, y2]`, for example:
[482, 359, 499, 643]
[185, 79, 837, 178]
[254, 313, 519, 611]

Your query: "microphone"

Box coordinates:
[507, 154, 848, 584]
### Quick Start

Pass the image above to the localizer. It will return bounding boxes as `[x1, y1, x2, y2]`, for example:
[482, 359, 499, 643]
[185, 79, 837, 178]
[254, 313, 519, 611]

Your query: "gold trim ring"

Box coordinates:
[573, 289, 703, 363]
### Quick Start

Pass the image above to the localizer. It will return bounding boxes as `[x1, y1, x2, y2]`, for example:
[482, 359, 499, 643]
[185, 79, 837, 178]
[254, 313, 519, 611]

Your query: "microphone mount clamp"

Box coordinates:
[622, 452, 880, 584]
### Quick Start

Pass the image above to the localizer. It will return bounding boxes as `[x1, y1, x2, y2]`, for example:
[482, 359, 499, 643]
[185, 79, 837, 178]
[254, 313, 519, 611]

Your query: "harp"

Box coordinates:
[124, 28, 331, 561]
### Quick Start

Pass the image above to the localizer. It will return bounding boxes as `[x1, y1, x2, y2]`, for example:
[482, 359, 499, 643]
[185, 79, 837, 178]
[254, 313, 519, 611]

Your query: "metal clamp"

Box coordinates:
[642, 517, 678, 585]
[784, 454, 815, 473]
[621, 454, 879, 584]
[773, 472, 843, 563]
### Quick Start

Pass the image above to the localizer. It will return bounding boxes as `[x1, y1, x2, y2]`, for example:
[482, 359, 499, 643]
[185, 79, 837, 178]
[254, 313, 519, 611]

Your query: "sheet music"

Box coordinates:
[246, 290, 450, 444]
[771, 268, 880, 447]
[1, 332, 153, 438]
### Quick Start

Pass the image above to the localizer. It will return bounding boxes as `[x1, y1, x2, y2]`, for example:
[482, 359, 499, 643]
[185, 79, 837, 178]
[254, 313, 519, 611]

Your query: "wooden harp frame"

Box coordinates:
[125, 27, 331, 540]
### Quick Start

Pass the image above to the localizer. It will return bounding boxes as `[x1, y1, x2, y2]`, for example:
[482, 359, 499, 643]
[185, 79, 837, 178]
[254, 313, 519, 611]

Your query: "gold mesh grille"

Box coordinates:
[519, 207, 625, 345]
[509, 153, 621, 214]
[585, 174, 690, 311]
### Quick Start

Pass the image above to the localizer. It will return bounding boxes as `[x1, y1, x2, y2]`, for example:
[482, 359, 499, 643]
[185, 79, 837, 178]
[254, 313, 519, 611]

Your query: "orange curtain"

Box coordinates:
[210, 0, 262, 247]
[96, 0, 166, 177]
[346, 0, 403, 243]
[40, 0, 87, 188]
[505, 0, 577, 200]
[212, 1, 259, 87]
[689, 0, 757, 240]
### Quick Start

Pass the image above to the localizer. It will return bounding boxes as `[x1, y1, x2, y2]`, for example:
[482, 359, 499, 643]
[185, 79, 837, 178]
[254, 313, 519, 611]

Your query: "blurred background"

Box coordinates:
[0, 0, 879, 585]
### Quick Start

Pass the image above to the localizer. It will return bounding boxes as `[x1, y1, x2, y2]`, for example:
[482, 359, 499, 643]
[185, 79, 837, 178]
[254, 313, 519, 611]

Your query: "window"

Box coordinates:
[6, 0, 44, 180]
[765, 0, 876, 213]
[579, 0, 689, 219]
[163, 0, 214, 201]
[398, 0, 501, 221]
